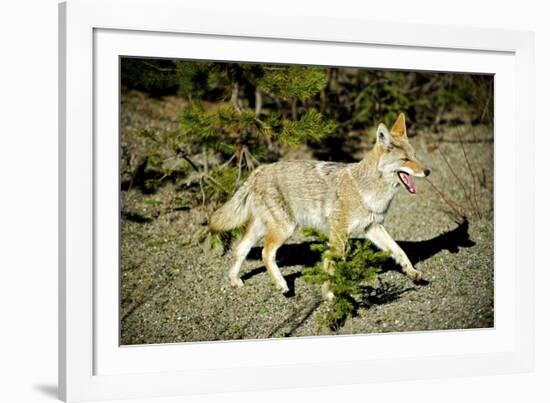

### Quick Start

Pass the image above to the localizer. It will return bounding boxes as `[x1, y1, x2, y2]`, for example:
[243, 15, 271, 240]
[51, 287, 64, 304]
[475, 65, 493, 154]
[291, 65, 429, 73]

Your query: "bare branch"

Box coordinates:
[254, 89, 263, 117]
[459, 137, 482, 219]
[438, 147, 477, 217]
[426, 177, 466, 221]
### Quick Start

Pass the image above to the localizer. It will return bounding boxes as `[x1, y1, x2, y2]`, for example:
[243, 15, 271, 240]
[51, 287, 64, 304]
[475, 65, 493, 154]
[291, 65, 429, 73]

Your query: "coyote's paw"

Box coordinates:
[406, 269, 423, 282]
[229, 277, 244, 288]
[277, 281, 290, 294]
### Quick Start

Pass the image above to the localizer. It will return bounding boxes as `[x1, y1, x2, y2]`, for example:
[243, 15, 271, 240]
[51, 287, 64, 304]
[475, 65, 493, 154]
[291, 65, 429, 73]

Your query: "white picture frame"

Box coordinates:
[59, 0, 534, 401]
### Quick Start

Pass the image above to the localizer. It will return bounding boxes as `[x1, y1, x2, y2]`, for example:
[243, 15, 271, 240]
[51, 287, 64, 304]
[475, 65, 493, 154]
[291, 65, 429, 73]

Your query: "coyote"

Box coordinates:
[210, 113, 430, 300]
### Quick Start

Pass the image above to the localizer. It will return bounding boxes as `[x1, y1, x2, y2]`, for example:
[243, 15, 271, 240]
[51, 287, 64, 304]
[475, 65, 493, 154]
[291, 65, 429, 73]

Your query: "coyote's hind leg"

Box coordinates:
[229, 219, 265, 287]
[262, 224, 295, 293]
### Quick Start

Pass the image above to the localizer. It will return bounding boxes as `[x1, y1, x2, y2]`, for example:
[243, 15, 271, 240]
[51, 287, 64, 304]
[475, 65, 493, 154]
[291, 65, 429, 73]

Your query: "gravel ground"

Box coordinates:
[120, 91, 494, 345]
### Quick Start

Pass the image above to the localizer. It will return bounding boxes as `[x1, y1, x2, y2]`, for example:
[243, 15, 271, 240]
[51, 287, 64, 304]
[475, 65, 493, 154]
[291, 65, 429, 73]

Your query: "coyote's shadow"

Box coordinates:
[395, 220, 475, 265]
[243, 220, 475, 294]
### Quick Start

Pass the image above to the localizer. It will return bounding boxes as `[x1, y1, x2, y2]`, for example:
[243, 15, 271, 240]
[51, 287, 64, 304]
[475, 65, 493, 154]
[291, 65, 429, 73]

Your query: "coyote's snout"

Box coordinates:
[210, 113, 429, 299]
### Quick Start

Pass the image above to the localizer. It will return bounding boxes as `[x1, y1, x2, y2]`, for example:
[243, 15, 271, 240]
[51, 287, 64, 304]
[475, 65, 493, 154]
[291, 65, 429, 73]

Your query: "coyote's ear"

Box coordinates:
[376, 123, 392, 149]
[390, 112, 407, 137]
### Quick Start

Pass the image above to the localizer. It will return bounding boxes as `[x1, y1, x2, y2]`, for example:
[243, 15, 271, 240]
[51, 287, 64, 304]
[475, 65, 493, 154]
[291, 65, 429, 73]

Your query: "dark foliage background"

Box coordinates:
[121, 57, 493, 205]
[122, 58, 493, 133]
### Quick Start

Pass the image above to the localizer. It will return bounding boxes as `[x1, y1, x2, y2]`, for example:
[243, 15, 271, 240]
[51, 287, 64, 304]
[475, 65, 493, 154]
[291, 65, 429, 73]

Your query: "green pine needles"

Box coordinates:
[301, 228, 390, 329]
[258, 66, 328, 101]
[278, 110, 336, 147]
[127, 60, 336, 205]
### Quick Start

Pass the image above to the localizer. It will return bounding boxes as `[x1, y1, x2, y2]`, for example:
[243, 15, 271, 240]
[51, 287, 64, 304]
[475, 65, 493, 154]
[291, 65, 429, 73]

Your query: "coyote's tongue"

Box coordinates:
[398, 172, 417, 194]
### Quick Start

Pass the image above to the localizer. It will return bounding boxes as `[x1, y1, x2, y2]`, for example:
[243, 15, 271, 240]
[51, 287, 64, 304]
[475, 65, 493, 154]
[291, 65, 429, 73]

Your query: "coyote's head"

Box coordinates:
[375, 113, 430, 194]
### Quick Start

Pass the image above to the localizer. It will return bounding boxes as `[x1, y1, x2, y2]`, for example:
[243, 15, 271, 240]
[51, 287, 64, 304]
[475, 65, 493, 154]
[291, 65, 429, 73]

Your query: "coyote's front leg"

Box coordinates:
[366, 223, 422, 281]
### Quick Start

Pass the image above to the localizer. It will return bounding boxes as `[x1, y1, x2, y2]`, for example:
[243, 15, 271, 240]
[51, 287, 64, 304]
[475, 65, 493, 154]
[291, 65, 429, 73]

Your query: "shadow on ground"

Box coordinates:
[358, 281, 415, 308]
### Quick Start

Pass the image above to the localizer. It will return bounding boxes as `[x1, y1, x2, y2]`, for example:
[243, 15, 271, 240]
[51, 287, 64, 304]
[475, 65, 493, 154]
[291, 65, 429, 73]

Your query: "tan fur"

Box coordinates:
[390, 112, 407, 137]
[210, 113, 429, 299]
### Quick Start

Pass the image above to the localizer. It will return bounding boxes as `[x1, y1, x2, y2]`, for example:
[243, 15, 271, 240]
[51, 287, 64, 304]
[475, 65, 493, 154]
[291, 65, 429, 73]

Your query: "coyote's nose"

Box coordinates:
[424, 169, 431, 177]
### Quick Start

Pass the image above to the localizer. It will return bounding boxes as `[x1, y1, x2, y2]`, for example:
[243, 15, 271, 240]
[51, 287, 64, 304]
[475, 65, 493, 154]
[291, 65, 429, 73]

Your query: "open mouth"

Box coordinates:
[397, 171, 417, 194]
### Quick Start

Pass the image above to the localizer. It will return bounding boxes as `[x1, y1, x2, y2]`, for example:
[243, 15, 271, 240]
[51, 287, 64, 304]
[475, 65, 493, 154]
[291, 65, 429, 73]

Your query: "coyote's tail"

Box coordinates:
[209, 174, 254, 232]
